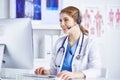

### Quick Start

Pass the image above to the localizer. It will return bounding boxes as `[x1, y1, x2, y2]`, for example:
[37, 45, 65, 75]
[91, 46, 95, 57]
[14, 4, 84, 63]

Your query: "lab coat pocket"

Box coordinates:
[72, 58, 82, 72]
[55, 52, 64, 71]
[76, 59, 83, 71]
[75, 54, 87, 71]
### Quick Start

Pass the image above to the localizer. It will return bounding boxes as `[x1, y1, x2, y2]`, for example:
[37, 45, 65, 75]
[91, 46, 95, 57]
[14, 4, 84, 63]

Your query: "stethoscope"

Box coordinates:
[57, 32, 84, 60]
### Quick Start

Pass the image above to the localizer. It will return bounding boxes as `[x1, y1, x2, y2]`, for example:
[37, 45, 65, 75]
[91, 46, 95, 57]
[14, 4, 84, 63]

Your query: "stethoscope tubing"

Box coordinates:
[76, 32, 84, 60]
[57, 36, 67, 53]
[55, 32, 85, 72]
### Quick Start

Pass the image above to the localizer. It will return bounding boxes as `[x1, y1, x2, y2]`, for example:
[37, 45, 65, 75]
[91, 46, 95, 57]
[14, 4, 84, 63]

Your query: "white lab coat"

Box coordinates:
[49, 33, 101, 78]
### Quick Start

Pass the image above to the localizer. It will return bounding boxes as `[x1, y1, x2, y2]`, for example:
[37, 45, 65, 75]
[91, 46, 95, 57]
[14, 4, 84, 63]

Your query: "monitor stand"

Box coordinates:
[0, 44, 5, 78]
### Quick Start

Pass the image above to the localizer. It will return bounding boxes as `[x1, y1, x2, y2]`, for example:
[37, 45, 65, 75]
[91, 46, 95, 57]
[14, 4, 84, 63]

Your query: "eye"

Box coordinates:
[59, 19, 62, 22]
[64, 18, 69, 22]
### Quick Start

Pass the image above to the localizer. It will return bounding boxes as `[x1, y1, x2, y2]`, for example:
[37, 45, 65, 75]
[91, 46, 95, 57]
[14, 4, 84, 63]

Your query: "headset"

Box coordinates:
[77, 9, 81, 25]
[67, 9, 81, 29]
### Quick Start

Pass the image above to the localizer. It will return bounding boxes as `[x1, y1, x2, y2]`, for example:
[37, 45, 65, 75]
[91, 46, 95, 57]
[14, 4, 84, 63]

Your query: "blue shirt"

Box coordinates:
[61, 40, 79, 71]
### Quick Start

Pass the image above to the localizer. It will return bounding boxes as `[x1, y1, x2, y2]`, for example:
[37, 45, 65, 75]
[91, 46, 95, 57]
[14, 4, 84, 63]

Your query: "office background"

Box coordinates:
[0, 0, 120, 78]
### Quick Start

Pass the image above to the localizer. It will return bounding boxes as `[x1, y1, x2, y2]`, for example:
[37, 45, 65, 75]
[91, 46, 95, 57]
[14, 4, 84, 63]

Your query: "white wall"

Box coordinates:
[0, 0, 120, 78]
[63, 0, 120, 8]
[0, 0, 9, 18]
[100, 29, 120, 78]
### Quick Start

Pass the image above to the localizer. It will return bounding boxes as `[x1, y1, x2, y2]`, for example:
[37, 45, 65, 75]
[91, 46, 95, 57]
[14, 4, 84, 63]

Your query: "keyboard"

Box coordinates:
[0, 73, 56, 80]
[22, 73, 56, 79]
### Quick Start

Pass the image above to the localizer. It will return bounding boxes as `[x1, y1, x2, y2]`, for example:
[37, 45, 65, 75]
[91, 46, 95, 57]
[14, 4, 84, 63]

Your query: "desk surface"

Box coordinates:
[85, 78, 120, 80]
[1, 78, 120, 80]
[1, 74, 120, 80]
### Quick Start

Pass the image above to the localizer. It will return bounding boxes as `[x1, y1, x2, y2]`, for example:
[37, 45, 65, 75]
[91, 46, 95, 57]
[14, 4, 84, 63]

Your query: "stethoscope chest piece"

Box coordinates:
[76, 54, 81, 60]
[76, 54, 85, 60]
[60, 47, 65, 54]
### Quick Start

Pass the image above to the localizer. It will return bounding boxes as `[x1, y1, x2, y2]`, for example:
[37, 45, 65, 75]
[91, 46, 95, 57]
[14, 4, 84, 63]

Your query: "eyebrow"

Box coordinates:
[63, 16, 69, 18]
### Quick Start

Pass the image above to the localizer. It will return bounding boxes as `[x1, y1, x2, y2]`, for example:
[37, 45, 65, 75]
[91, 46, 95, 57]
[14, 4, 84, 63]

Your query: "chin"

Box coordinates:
[64, 32, 69, 35]
[63, 30, 69, 35]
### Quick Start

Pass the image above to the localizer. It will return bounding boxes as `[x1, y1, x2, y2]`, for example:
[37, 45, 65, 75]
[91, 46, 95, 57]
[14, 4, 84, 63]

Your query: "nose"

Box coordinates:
[60, 21, 65, 28]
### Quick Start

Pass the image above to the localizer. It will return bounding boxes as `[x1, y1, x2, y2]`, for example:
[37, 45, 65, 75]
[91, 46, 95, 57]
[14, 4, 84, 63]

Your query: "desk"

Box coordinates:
[1, 78, 120, 80]
[85, 78, 120, 80]
[0, 74, 120, 80]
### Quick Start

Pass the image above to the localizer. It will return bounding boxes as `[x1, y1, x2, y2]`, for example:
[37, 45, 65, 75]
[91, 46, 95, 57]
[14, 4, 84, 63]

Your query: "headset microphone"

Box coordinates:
[68, 26, 71, 29]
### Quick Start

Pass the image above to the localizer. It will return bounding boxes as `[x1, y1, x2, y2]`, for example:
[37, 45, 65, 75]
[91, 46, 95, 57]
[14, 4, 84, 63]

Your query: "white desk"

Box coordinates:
[0, 73, 120, 80]
[85, 78, 120, 80]
[1, 77, 120, 80]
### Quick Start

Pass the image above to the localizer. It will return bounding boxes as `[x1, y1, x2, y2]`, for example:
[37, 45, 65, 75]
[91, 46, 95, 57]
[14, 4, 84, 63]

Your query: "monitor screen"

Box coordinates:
[0, 18, 34, 70]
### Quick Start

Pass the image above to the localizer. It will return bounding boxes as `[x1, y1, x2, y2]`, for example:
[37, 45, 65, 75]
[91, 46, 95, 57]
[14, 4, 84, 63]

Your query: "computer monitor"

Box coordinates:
[0, 18, 34, 78]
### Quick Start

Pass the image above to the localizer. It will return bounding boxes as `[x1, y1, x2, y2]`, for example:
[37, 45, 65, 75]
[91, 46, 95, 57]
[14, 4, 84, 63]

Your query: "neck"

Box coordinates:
[69, 25, 81, 47]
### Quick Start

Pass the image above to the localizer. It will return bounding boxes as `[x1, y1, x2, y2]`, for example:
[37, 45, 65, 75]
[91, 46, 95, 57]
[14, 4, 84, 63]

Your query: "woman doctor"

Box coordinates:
[35, 6, 101, 80]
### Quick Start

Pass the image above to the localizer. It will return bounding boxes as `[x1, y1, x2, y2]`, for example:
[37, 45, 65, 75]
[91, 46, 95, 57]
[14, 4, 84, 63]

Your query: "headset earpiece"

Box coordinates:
[77, 18, 81, 24]
[77, 10, 81, 25]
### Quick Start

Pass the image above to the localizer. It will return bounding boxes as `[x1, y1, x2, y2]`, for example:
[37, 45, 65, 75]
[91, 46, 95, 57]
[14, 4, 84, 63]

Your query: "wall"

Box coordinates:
[0, 0, 120, 78]
[33, 29, 61, 58]
[0, 0, 9, 18]
[63, 0, 120, 8]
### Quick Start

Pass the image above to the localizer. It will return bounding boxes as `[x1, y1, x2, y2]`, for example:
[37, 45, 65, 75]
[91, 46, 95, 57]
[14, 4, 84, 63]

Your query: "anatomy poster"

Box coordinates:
[82, 6, 105, 37]
[106, 6, 120, 30]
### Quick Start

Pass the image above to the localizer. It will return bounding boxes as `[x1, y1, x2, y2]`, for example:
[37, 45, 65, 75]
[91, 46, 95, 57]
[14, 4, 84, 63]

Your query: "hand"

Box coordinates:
[57, 70, 85, 80]
[57, 70, 74, 80]
[34, 67, 50, 75]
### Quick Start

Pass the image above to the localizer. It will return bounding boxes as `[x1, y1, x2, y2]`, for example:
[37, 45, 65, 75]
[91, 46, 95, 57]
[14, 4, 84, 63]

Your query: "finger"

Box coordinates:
[43, 70, 48, 75]
[36, 68, 41, 74]
[65, 75, 71, 80]
[62, 73, 70, 80]
[35, 69, 39, 74]
[35, 68, 39, 74]
[57, 71, 68, 78]
[34, 70, 37, 74]
[35, 67, 44, 74]
[56, 72, 62, 78]
[39, 68, 45, 74]
[57, 71, 65, 78]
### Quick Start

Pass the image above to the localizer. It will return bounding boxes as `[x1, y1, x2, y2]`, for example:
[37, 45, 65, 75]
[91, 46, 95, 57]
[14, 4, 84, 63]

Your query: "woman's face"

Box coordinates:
[60, 13, 77, 34]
